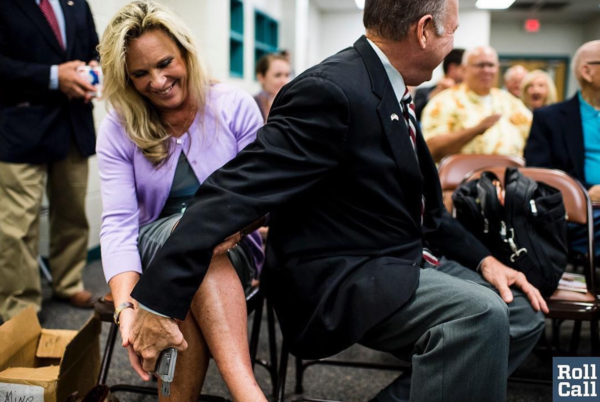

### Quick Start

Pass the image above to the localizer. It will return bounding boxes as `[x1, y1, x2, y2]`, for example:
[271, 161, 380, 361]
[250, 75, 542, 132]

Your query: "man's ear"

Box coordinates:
[416, 15, 434, 49]
[581, 65, 593, 84]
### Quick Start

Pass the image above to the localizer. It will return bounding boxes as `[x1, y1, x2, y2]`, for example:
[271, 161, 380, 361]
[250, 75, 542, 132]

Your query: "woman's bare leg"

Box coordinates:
[191, 253, 267, 402]
[158, 311, 210, 402]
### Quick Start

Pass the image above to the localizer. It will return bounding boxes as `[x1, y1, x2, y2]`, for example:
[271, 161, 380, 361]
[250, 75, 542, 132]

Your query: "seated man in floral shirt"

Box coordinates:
[422, 46, 532, 163]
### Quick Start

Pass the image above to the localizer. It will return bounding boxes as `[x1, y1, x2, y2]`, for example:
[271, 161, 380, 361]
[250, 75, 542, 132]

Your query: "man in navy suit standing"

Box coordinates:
[526, 40, 600, 257]
[0, 0, 99, 321]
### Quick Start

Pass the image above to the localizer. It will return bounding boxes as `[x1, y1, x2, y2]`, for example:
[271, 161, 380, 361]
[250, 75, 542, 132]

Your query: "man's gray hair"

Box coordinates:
[363, 0, 448, 41]
[504, 65, 528, 82]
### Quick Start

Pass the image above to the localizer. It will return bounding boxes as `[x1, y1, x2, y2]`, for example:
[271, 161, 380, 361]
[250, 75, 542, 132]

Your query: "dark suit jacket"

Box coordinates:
[0, 0, 99, 164]
[414, 86, 434, 122]
[524, 95, 589, 188]
[132, 36, 490, 359]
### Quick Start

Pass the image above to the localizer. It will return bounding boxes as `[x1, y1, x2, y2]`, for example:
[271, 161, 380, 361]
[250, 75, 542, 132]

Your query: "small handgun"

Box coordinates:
[153, 347, 177, 396]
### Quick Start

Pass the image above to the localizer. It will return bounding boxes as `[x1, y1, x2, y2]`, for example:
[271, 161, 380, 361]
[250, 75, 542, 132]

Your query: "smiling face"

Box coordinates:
[525, 75, 550, 110]
[258, 59, 291, 97]
[126, 30, 189, 112]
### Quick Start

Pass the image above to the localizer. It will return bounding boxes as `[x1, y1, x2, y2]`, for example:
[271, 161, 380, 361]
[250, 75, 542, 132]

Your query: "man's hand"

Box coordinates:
[588, 185, 600, 202]
[474, 113, 502, 135]
[58, 60, 96, 101]
[213, 232, 242, 256]
[118, 308, 152, 381]
[480, 256, 549, 313]
[129, 308, 188, 373]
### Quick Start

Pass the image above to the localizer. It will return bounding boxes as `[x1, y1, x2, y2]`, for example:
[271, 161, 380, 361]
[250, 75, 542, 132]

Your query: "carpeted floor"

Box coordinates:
[32, 259, 593, 401]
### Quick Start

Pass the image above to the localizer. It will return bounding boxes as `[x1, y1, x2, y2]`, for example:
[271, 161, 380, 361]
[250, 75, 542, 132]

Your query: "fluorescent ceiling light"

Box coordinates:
[355, 0, 365, 10]
[476, 0, 516, 9]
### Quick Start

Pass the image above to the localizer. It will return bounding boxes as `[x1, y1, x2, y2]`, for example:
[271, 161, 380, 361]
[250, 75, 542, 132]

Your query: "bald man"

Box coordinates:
[421, 46, 532, 162]
[504, 65, 528, 98]
[525, 40, 600, 256]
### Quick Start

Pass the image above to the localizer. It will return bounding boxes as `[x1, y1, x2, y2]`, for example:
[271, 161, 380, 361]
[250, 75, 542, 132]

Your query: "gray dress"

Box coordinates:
[138, 152, 256, 291]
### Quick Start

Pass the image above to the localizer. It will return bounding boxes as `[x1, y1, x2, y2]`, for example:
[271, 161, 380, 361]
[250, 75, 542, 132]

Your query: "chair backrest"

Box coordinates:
[465, 166, 596, 292]
[438, 154, 525, 212]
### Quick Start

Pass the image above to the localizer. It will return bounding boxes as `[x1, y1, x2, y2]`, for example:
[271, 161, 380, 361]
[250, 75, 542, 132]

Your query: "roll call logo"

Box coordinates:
[553, 358, 599, 400]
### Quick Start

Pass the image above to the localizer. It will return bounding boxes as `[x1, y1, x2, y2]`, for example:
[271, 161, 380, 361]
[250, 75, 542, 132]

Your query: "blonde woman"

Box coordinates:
[96, 2, 267, 401]
[520, 70, 558, 110]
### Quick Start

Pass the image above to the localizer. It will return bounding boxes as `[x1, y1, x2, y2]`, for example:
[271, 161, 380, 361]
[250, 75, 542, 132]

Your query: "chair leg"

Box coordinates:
[569, 320, 582, 355]
[277, 339, 289, 402]
[591, 320, 600, 356]
[98, 322, 119, 385]
[249, 294, 264, 368]
[295, 357, 304, 394]
[267, 298, 279, 397]
[552, 319, 562, 352]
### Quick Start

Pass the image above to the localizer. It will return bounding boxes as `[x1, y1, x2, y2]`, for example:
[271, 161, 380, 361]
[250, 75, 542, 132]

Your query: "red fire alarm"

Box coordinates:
[525, 19, 541, 32]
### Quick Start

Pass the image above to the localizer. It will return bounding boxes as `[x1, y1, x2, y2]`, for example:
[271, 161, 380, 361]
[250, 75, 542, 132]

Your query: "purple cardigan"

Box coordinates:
[97, 83, 265, 283]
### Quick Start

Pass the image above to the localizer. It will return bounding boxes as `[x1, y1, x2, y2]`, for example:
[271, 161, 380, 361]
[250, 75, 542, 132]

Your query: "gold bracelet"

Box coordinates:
[113, 302, 134, 325]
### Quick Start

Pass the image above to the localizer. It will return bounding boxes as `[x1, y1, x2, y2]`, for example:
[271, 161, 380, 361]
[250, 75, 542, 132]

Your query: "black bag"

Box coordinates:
[452, 167, 568, 296]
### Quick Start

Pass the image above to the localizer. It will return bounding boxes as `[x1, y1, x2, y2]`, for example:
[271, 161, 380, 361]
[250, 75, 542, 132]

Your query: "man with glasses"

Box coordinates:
[421, 45, 532, 162]
[526, 40, 600, 257]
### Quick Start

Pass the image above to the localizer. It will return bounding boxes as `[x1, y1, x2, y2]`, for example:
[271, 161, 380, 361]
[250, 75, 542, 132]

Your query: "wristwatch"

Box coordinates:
[113, 302, 134, 325]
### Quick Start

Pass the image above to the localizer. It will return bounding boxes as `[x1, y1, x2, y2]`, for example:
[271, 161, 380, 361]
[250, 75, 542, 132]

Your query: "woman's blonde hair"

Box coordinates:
[99, 1, 210, 166]
[520, 70, 558, 109]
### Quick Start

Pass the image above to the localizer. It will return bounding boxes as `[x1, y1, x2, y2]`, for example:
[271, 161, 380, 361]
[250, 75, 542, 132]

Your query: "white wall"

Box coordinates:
[307, 0, 322, 68]
[585, 16, 600, 42]
[490, 20, 586, 96]
[317, 10, 364, 63]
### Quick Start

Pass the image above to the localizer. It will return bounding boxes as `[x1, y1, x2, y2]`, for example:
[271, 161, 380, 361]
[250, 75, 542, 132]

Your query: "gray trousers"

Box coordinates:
[359, 260, 545, 402]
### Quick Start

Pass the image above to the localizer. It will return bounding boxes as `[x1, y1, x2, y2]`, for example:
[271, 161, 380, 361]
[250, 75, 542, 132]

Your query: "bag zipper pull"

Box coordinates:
[507, 227, 528, 262]
[500, 221, 507, 240]
[530, 199, 538, 216]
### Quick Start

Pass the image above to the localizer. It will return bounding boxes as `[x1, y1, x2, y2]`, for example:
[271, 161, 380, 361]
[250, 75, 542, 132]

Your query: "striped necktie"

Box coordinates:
[39, 0, 65, 50]
[401, 89, 439, 266]
[401, 89, 418, 153]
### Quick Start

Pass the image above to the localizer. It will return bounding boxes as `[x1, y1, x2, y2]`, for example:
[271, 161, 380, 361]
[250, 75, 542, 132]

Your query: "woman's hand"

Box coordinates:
[213, 232, 242, 256]
[119, 307, 151, 381]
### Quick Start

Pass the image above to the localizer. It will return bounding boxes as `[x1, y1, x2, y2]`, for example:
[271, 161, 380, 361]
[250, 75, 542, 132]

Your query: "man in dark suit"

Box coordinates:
[0, 0, 99, 321]
[129, 0, 546, 400]
[525, 40, 600, 257]
[413, 47, 464, 121]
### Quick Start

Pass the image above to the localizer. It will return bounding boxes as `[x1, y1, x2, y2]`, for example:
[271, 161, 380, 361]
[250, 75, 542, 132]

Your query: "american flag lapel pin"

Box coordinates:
[390, 113, 399, 121]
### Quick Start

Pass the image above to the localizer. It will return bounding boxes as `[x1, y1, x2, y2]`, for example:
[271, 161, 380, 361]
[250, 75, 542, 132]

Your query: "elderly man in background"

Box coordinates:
[414, 48, 464, 122]
[0, 0, 99, 322]
[422, 46, 532, 162]
[525, 40, 600, 257]
[504, 64, 529, 98]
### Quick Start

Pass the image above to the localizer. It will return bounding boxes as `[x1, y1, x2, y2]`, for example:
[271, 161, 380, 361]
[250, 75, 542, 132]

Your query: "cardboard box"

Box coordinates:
[0, 308, 101, 402]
